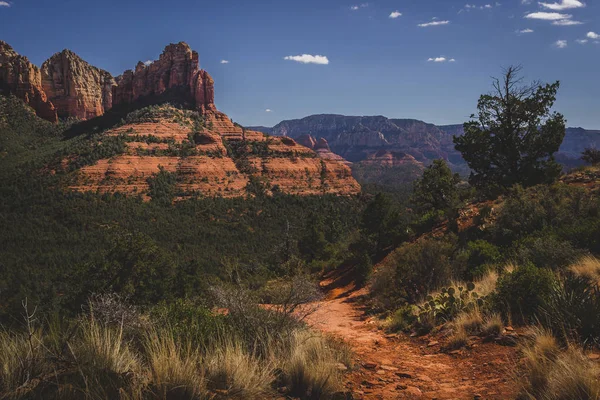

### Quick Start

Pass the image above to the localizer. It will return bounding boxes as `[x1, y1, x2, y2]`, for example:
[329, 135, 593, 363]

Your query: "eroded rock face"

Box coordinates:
[0, 41, 57, 122]
[112, 42, 216, 112]
[41, 50, 116, 120]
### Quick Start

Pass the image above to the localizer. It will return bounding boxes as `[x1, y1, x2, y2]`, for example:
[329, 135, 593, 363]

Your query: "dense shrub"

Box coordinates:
[493, 263, 557, 324]
[514, 234, 585, 271]
[462, 240, 500, 279]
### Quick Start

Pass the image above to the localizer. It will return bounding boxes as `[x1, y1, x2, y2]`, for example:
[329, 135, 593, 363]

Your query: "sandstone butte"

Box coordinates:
[0, 41, 360, 198]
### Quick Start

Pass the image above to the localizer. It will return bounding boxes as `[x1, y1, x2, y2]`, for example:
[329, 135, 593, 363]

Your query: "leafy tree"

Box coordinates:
[582, 148, 600, 166]
[454, 66, 566, 194]
[411, 159, 460, 214]
[298, 216, 328, 262]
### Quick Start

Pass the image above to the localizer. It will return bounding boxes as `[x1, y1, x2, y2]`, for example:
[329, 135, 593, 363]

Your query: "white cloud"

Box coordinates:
[576, 39, 588, 44]
[427, 57, 456, 62]
[389, 11, 402, 18]
[539, 0, 585, 11]
[284, 54, 330, 65]
[143, 60, 153, 66]
[587, 31, 600, 39]
[521, 0, 533, 3]
[418, 20, 450, 27]
[265, 109, 273, 113]
[0, 1, 10, 7]
[518, 28, 535, 33]
[220, 60, 229, 64]
[552, 19, 583, 25]
[555, 39, 568, 48]
[525, 11, 572, 20]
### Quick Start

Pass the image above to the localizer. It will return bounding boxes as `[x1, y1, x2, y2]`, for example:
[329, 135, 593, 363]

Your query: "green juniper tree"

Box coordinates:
[411, 159, 460, 215]
[454, 66, 566, 194]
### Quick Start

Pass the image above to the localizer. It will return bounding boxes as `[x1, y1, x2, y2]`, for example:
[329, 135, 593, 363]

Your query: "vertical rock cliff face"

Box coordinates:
[0, 41, 58, 122]
[41, 50, 116, 120]
[112, 42, 216, 112]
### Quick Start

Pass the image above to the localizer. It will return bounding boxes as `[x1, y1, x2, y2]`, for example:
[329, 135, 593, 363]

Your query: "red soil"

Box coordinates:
[307, 271, 519, 400]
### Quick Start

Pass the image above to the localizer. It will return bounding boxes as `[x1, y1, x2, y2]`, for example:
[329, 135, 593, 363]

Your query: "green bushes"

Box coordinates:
[493, 263, 557, 324]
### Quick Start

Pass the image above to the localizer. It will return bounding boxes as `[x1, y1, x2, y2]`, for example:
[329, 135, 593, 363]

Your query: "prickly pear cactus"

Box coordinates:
[417, 281, 487, 323]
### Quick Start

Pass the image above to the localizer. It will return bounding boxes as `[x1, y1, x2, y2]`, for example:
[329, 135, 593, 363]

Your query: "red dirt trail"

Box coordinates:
[306, 269, 519, 400]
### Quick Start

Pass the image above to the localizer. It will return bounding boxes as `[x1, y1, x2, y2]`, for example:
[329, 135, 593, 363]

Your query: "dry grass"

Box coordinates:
[481, 313, 503, 337]
[284, 329, 344, 399]
[74, 317, 140, 375]
[0, 329, 48, 394]
[454, 309, 484, 334]
[570, 256, 600, 285]
[447, 327, 469, 350]
[204, 339, 273, 399]
[517, 328, 600, 400]
[145, 330, 208, 400]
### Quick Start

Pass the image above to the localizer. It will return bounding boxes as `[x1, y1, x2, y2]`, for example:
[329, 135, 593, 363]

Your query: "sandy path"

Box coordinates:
[306, 273, 517, 400]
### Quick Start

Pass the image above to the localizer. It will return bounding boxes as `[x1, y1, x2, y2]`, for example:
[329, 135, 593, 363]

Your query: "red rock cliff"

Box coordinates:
[41, 50, 116, 120]
[112, 42, 216, 112]
[0, 41, 57, 122]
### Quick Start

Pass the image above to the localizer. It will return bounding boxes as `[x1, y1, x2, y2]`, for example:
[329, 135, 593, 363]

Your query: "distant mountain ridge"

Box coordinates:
[249, 115, 600, 171]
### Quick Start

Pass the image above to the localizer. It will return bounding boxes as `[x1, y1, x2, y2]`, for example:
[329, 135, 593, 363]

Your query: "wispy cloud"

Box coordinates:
[539, 0, 585, 11]
[0, 1, 11, 7]
[418, 19, 450, 27]
[143, 60, 153, 66]
[389, 11, 402, 18]
[587, 31, 600, 39]
[265, 109, 273, 113]
[576, 39, 588, 44]
[427, 57, 456, 62]
[284, 54, 330, 65]
[220, 60, 229, 64]
[525, 11, 572, 20]
[552, 19, 583, 25]
[350, 3, 369, 10]
[555, 39, 568, 48]
[518, 28, 535, 33]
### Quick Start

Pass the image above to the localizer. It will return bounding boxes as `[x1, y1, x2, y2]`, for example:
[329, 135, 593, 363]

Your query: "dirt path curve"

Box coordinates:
[306, 270, 518, 400]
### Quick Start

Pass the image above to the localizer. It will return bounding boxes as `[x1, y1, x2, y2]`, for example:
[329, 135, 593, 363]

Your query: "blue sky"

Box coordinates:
[1, 0, 599, 128]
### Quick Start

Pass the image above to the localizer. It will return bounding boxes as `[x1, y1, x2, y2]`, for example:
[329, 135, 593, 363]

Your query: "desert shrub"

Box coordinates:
[514, 234, 585, 271]
[540, 260, 600, 346]
[462, 240, 501, 279]
[518, 329, 600, 400]
[385, 237, 458, 303]
[493, 263, 557, 324]
[582, 148, 600, 165]
[386, 305, 417, 333]
[149, 299, 226, 345]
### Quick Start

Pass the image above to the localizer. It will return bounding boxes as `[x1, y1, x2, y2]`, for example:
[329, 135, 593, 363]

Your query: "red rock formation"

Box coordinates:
[41, 50, 116, 120]
[296, 134, 317, 149]
[112, 42, 216, 112]
[0, 41, 57, 122]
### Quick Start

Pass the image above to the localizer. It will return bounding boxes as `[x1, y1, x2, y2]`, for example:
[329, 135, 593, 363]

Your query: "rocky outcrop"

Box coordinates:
[112, 42, 216, 113]
[41, 50, 116, 120]
[0, 41, 57, 122]
[68, 105, 360, 198]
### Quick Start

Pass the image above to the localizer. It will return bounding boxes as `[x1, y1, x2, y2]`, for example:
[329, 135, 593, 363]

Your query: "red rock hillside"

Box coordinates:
[63, 42, 360, 198]
[41, 50, 116, 120]
[0, 41, 58, 122]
